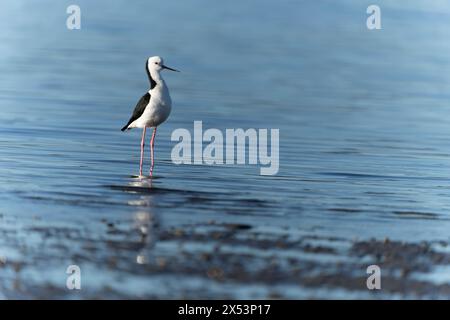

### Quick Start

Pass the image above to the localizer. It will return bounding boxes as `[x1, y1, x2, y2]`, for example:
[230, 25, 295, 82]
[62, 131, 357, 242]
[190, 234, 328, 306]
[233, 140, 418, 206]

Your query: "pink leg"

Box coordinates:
[139, 127, 147, 176]
[149, 127, 157, 177]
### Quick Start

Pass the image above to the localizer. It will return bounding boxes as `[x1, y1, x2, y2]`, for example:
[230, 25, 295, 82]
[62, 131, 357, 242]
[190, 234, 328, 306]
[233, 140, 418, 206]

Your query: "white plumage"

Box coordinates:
[129, 83, 172, 129]
[128, 56, 173, 129]
[122, 56, 179, 177]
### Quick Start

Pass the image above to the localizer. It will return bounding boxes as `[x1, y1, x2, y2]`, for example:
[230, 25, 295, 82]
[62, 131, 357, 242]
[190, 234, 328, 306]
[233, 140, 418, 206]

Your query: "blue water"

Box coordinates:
[1, 0, 450, 298]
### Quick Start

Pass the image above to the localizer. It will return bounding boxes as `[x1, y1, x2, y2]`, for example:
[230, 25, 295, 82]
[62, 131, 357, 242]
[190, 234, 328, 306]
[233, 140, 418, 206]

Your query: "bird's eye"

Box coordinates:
[154, 62, 158, 65]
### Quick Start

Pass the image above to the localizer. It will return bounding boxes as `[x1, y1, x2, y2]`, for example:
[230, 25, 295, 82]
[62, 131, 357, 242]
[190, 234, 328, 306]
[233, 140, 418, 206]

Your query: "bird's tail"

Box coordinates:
[121, 125, 129, 131]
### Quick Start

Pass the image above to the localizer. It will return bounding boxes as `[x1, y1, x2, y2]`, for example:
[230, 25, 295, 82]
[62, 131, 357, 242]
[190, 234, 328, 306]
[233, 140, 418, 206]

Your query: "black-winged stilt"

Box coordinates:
[121, 56, 179, 177]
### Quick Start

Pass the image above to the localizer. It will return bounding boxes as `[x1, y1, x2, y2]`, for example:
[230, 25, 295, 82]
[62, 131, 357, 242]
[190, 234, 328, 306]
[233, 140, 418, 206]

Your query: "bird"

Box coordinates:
[121, 56, 179, 177]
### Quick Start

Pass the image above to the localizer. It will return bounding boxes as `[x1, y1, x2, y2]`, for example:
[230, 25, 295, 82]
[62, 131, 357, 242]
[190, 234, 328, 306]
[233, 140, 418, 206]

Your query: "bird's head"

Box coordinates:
[147, 56, 179, 73]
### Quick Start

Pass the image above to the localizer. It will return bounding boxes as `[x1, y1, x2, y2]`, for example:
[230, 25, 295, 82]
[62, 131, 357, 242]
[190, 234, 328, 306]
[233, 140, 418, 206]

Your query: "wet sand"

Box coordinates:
[1, 208, 449, 299]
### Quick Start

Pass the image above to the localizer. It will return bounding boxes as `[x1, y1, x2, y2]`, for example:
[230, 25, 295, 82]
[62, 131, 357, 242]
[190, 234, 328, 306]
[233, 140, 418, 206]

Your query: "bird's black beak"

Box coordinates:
[162, 65, 180, 72]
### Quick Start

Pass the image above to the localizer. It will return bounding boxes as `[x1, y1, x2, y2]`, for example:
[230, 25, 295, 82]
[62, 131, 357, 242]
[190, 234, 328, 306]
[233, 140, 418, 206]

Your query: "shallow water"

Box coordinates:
[1, 0, 450, 298]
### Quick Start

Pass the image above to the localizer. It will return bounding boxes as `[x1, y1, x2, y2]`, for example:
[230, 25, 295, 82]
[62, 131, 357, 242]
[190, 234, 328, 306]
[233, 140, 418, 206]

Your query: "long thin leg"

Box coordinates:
[149, 127, 157, 177]
[139, 127, 147, 176]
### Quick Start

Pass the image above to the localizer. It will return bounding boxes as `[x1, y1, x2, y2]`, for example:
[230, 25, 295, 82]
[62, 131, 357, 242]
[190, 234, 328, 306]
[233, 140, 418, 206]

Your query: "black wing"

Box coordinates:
[121, 92, 151, 131]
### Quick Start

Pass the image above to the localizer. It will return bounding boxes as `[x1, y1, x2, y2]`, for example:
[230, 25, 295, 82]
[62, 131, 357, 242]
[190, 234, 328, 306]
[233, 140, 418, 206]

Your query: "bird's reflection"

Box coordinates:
[129, 176, 154, 189]
[133, 210, 158, 264]
[126, 178, 159, 265]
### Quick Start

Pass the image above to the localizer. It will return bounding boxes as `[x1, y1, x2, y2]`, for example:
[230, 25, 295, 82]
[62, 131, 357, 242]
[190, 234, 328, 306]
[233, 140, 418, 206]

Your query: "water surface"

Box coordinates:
[1, 0, 450, 298]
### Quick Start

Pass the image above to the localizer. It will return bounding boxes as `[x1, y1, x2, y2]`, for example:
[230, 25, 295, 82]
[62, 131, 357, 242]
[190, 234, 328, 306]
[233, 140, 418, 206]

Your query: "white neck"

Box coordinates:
[150, 69, 164, 86]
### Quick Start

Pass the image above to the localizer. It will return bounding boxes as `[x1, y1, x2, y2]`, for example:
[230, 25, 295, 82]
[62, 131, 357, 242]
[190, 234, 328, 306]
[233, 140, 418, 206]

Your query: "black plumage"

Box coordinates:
[121, 92, 151, 131]
[146, 61, 157, 89]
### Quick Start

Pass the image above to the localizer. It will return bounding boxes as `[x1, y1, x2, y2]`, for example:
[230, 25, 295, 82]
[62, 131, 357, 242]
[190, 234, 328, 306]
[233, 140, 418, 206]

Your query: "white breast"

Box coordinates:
[133, 82, 172, 128]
